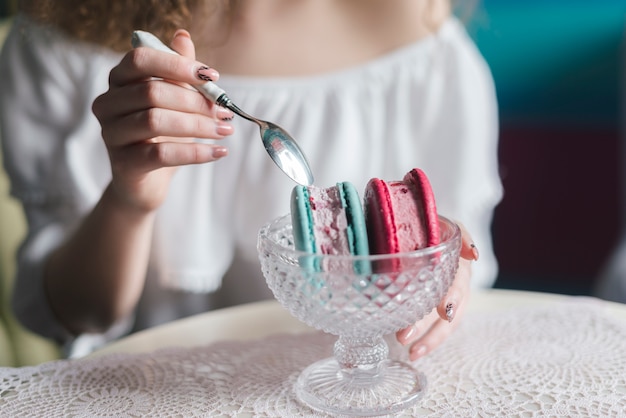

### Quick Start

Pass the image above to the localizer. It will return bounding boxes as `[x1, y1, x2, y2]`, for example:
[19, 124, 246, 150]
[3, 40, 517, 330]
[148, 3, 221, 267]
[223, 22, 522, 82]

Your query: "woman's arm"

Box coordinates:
[0, 21, 232, 336]
[44, 31, 233, 334]
[44, 185, 157, 333]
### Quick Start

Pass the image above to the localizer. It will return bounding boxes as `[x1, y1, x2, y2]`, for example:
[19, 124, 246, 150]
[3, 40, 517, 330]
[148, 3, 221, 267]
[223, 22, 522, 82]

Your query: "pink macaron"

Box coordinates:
[364, 168, 440, 257]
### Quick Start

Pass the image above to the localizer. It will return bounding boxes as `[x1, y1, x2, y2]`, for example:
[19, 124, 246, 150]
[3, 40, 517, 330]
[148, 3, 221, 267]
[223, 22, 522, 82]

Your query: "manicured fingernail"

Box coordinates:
[445, 302, 455, 322]
[410, 344, 428, 360]
[215, 121, 233, 136]
[216, 107, 234, 121]
[212, 146, 228, 158]
[197, 65, 219, 82]
[173, 29, 190, 40]
[398, 325, 418, 345]
[470, 243, 479, 261]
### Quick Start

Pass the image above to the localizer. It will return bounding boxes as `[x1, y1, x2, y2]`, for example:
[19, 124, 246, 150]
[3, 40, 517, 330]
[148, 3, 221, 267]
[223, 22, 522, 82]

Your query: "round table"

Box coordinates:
[90, 288, 626, 356]
[2, 289, 625, 417]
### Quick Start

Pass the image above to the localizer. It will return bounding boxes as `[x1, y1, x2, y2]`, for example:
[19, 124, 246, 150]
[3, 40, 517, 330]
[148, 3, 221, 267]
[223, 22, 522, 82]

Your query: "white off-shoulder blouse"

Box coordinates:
[0, 15, 502, 356]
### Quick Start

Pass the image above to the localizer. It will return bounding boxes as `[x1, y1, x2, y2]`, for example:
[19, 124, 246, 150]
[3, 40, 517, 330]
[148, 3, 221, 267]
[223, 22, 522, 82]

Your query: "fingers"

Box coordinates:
[395, 232, 474, 360]
[170, 29, 196, 60]
[95, 79, 215, 120]
[94, 82, 234, 147]
[109, 28, 219, 88]
[457, 221, 479, 261]
[105, 108, 233, 147]
[438, 256, 471, 317]
[91, 30, 230, 213]
[109, 48, 218, 87]
[403, 224, 475, 359]
[395, 289, 469, 361]
[93, 29, 235, 149]
[396, 309, 438, 348]
[111, 141, 228, 172]
[407, 299, 467, 361]
[93, 78, 235, 143]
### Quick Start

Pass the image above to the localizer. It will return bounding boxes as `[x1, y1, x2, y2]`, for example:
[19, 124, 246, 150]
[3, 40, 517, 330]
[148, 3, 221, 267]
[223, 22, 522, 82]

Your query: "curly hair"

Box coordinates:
[20, 0, 220, 52]
[20, 1, 475, 53]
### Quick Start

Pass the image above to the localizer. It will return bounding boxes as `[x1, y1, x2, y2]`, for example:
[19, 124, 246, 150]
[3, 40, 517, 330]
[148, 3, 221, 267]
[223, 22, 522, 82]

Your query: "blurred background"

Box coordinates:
[465, 0, 625, 296]
[0, 1, 625, 365]
[0, 0, 12, 18]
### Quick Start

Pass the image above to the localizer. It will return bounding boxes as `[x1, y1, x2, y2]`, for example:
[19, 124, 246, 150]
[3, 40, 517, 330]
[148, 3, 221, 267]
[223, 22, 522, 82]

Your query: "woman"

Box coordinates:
[0, 0, 502, 357]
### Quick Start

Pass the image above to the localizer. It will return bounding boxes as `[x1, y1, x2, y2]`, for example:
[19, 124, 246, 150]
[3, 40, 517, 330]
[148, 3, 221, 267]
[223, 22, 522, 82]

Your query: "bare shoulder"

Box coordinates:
[382, 0, 451, 32]
[424, 0, 452, 29]
[206, 0, 452, 76]
[344, 0, 451, 44]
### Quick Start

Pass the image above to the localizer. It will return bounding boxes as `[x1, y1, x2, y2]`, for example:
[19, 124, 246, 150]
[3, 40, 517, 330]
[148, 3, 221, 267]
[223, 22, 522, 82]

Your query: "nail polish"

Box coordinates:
[470, 243, 479, 261]
[411, 344, 428, 360]
[445, 302, 455, 322]
[196, 66, 218, 82]
[215, 121, 233, 136]
[212, 147, 228, 158]
[216, 107, 234, 121]
[398, 324, 418, 344]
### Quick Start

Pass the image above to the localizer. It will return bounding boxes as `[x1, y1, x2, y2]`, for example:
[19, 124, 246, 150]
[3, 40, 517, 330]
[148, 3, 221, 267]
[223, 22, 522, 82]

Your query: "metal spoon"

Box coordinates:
[131, 30, 314, 186]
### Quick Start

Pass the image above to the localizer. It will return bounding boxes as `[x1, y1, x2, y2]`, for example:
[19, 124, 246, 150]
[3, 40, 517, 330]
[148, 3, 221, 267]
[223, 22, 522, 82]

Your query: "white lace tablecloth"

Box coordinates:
[1, 301, 626, 417]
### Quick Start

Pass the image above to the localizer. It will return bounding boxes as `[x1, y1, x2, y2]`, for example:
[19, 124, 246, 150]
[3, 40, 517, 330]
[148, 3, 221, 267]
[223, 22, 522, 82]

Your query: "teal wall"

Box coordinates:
[468, 2, 625, 293]
[469, 1, 625, 126]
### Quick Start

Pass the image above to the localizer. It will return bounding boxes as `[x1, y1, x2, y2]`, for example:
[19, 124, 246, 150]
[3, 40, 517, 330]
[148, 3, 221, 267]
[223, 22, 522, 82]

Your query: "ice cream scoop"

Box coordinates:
[131, 30, 315, 186]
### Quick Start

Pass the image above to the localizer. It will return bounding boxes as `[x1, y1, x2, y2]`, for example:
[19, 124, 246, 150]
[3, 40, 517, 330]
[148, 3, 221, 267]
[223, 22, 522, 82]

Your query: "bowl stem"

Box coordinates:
[295, 334, 427, 416]
[334, 336, 389, 375]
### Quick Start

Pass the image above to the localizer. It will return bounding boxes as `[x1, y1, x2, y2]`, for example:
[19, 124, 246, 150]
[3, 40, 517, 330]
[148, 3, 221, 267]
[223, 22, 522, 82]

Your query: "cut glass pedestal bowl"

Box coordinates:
[257, 214, 461, 416]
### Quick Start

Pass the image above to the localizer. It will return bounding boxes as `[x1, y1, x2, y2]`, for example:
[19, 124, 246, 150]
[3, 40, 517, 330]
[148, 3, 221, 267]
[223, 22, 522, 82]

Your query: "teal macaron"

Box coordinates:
[290, 182, 370, 273]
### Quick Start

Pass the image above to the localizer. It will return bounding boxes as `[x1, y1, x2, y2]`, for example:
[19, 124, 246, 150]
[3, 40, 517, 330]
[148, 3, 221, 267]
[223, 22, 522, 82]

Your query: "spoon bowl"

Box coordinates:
[132, 31, 315, 186]
[218, 100, 314, 186]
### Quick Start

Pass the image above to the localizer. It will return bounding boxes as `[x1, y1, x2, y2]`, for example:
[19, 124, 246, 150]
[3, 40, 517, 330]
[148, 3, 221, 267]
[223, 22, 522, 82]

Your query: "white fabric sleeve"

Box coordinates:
[414, 19, 503, 289]
[0, 16, 126, 348]
[442, 25, 502, 290]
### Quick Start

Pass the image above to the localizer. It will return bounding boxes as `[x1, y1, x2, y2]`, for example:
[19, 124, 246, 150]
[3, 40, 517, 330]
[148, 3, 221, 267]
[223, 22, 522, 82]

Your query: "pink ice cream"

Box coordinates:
[364, 168, 440, 257]
[308, 187, 350, 255]
[386, 181, 429, 252]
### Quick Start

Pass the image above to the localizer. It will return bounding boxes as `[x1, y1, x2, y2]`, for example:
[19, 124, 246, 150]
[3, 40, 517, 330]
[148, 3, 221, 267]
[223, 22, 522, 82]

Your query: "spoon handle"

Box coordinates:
[131, 30, 227, 103]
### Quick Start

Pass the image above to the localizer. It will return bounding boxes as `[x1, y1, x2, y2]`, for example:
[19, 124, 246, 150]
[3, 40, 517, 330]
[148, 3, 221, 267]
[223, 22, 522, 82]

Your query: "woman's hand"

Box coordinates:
[396, 222, 479, 360]
[92, 30, 233, 213]
[46, 30, 236, 333]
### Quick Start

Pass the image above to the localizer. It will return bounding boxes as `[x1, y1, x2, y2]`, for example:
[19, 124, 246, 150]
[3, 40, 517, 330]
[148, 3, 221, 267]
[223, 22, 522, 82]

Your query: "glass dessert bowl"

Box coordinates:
[257, 214, 461, 416]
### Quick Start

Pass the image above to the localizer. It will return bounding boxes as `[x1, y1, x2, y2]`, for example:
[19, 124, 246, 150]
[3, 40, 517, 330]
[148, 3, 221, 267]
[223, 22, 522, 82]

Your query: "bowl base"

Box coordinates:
[295, 357, 426, 416]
